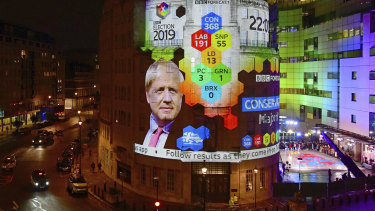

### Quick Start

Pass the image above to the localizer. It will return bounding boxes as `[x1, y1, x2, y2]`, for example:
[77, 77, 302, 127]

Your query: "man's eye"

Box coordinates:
[170, 90, 177, 94]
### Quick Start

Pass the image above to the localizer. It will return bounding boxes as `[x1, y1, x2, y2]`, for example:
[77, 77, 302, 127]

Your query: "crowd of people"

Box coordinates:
[280, 138, 337, 158]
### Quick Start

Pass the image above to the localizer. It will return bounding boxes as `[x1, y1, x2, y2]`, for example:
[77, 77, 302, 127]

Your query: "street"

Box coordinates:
[0, 116, 107, 211]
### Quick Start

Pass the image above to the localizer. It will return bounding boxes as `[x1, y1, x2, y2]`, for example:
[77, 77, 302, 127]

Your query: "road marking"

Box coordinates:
[12, 201, 19, 210]
[31, 198, 46, 211]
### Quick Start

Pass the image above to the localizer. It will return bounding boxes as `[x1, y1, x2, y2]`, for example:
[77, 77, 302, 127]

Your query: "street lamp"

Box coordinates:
[254, 168, 258, 208]
[78, 120, 82, 175]
[201, 160, 207, 211]
[153, 176, 159, 210]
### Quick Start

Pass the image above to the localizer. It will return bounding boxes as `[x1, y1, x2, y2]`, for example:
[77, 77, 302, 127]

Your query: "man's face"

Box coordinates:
[146, 69, 182, 127]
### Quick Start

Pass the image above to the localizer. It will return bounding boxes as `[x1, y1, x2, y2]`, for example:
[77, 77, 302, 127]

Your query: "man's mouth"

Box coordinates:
[160, 107, 173, 112]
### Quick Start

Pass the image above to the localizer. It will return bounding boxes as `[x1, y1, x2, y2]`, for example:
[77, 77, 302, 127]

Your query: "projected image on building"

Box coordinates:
[136, 0, 280, 162]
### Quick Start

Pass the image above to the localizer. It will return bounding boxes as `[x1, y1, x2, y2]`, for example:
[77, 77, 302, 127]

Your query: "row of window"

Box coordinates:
[280, 88, 332, 98]
[327, 27, 361, 41]
[280, 49, 362, 63]
[114, 59, 132, 74]
[352, 71, 375, 80]
[114, 85, 131, 101]
[0, 35, 53, 49]
[114, 109, 131, 126]
[140, 166, 175, 192]
[245, 168, 265, 192]
[352, 93, 375, 104]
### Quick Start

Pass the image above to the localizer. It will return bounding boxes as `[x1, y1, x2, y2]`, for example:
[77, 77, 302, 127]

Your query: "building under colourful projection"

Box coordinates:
[98, 0, 279, 208]
[277, 0, 375, 142]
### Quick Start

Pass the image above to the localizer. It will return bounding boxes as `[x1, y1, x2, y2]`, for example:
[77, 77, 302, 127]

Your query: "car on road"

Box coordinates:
[1, 155, 16, 171]
[67, 173, 88, 195]
[31, 169, 49, 190]
[57, 157, 72, 172]
[32, 134, 54, 146]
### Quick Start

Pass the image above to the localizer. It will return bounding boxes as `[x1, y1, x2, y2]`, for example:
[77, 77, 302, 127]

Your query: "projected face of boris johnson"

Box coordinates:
[145, 59, 184, 127]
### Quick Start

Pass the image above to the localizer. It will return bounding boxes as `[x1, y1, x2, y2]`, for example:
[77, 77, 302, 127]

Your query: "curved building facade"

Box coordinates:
[98, 0, 279, 209]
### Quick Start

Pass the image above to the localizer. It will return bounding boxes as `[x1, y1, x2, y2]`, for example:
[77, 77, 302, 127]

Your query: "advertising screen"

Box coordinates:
[137, 0, 279, 162]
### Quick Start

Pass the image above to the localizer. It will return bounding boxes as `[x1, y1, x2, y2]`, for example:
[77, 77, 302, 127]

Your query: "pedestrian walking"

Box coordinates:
[91, 162, 95, 172]
[98, 162, 102, 172]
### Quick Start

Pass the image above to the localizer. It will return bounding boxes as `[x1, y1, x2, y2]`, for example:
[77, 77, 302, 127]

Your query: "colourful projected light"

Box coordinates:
[201, 81, 221, 103]
[254, 135, 262, 148]
[242, 135, 253, 149]
[191, 63, 211, 86]
[212, 29, 232, 52]
[157, 2, 169, 18]
[202, 12, 222, 35]
[271, 132, 276, 144]
[191, 29, 211, 52]
[212, 63, 231, 86]
[177, 126, 210, 151]
[263, 133, 270, 146]
[297, 154, 343, 167]
[202, 47, 221, 68]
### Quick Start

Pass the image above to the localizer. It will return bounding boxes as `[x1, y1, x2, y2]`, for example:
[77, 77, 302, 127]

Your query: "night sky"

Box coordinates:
[0, 0, 104, 51]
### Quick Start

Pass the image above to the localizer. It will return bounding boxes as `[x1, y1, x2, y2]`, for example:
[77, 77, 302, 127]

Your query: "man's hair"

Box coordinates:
[145, 59, 184, 91]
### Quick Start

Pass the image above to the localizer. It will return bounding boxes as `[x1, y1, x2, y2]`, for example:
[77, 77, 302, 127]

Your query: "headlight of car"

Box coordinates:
[39, 140, 42, 143]
[32, 140, 34, 143]
[46, 181, 49, 186]
[35, 182, 39, 186]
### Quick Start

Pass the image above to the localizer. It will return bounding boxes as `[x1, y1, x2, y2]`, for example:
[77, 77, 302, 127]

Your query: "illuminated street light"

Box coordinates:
[48, 95, 51, 99]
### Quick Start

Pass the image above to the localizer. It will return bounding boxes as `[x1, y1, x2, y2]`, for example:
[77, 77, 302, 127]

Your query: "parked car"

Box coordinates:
[2, 155, 16, 171]
[57, 157, 72, 172]
[18, 127, 32, 135]
[54, 130, 63, 136]
[67, 173, 88, 195]
[31, 169, 49, 190]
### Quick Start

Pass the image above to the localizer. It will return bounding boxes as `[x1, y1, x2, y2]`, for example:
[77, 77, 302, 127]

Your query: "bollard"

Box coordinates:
[331, 197, 334, 206]
[102, 190, 104, 199]
[98, 187, 100, 196]
[94, 185, 96, 194]
[364, 191, 369, 201]
[321, 198, 325, 208]
[104, 182, 107, 192]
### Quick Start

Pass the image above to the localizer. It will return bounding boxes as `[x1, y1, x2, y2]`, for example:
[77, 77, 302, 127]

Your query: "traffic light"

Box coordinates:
[154, 201, 160, 207]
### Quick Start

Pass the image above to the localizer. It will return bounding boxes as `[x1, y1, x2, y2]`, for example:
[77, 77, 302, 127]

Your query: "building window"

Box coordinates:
[117, 162, 131, 184]
[352, 93, 357, 101]
[246, 170, 253, 192]
[370, 95, 375, 104]
[371, 12, 375, 33]
[351, 115, 357, 123]
[370, 47, 375, 56]
[352, 71, 357, 80]
[327, 72, 338, 79]
[370, 71, 375, 80]
[370, 112, 375, 134]
[260, 168, 265, 188]
[167, 169, 174, 192]
[140, 165, 146, 185]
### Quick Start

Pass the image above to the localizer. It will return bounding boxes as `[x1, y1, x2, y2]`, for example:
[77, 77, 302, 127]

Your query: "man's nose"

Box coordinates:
[163, 91, 172, 102]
